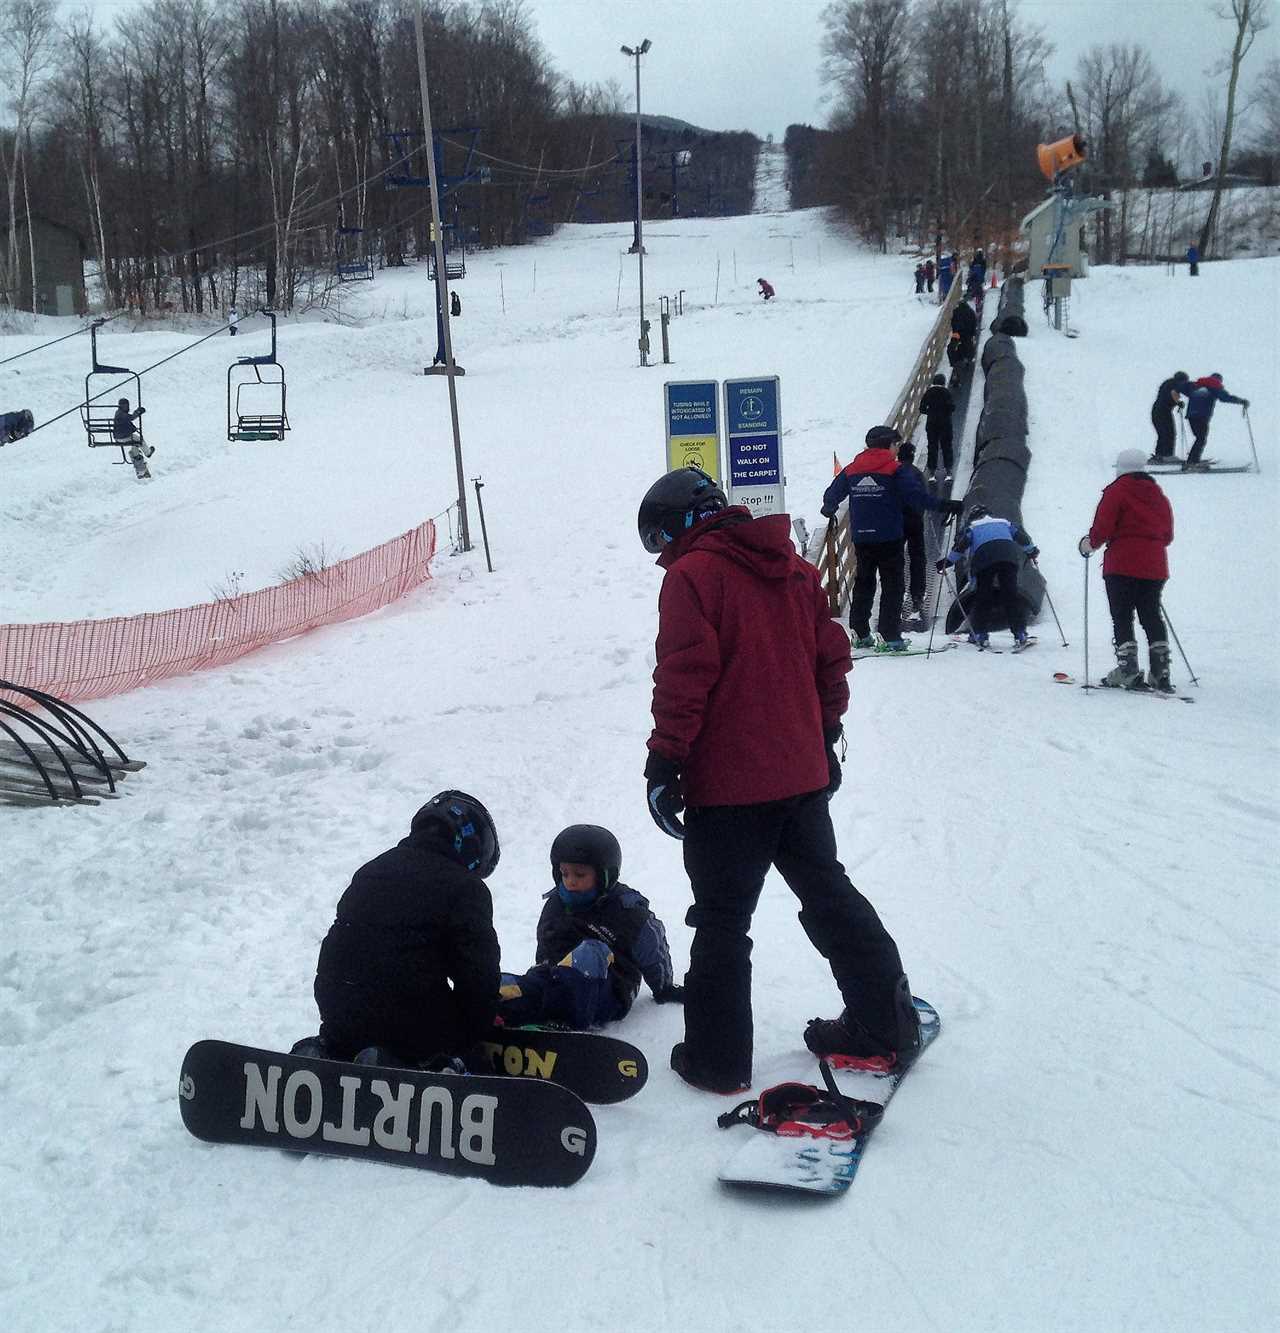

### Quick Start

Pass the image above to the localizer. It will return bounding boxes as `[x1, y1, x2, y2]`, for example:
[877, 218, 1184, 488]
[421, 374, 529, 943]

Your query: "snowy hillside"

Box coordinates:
[2, 208, 1277, 1333]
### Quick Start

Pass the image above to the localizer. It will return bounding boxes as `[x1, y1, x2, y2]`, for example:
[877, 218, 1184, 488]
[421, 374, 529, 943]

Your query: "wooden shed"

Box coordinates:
[0, 214, 88, 316]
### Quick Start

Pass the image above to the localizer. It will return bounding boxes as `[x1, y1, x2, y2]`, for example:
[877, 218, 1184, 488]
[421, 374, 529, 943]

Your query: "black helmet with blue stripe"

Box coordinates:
[638, 466, 728, 553]
[411, 790, 500, 878]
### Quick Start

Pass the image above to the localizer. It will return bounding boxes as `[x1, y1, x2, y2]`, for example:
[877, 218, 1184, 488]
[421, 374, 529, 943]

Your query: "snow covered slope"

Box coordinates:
[2, 217, 1276, 1333]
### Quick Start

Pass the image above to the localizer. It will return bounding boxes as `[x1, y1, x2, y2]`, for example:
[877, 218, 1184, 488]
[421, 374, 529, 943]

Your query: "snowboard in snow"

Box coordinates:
[477, 1024, 647, 1104]
[179, 1039, 596, 1186]
[851, 642, 955, 660]
[717, 998, 941, 1197]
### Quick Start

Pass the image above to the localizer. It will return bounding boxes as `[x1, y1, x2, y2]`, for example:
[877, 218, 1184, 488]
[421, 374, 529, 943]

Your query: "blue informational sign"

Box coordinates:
[663, 380, 721, 480]
[723, 376, 783, 516]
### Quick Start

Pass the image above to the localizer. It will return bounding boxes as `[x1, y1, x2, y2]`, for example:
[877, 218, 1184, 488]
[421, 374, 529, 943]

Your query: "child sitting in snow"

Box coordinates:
[499, 824, 682, 1028]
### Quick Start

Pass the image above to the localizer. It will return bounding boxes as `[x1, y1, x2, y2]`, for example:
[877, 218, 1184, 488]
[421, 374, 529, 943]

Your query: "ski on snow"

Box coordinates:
[1052, 671, 1195, 703]
[716, 998, 941, 1198]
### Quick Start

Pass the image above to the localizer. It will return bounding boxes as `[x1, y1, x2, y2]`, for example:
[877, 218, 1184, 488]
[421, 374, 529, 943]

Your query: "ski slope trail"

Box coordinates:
[1, 217, 1277, 1333]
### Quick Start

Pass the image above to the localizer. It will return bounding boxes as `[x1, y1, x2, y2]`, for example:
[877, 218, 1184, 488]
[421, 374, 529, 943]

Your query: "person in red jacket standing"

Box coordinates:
[637, 466, 921, 1093]
[1079, 448, 1175, 692]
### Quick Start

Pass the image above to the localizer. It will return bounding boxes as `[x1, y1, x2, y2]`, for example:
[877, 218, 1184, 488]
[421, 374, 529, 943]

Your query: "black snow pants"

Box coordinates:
[1151, 408, 1177, 459]
[903, 514, 926, 607]
[1187, 417, 1211, 465]
[972, 562, 1025, 635]
[851, 540, 906, 641]
[925, 419, 954, 472]
[680, 792, 907, 1086]
[1104, 574, 1165, 647]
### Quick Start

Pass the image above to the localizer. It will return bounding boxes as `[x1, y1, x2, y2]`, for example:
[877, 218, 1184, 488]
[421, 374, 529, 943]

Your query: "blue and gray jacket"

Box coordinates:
[945, 514, 1036, 576]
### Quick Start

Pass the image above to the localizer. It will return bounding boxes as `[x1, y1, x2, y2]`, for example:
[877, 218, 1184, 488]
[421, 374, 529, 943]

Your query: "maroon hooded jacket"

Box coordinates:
[647, 510, 851, 807]
[1088, 473, 1174, 579]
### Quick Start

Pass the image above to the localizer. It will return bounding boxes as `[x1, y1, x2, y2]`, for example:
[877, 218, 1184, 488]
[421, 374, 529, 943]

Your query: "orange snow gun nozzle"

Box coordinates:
[1037, 133, 1087, 181]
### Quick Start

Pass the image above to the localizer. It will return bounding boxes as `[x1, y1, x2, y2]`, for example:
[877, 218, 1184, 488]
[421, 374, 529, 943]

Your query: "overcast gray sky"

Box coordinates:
[523, 0, 1279, 140]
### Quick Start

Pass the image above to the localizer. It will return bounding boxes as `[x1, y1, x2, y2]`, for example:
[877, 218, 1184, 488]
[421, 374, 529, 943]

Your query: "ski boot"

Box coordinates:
[1102, 640, 1146, 689]
[803, 976, 921, 1073]
[1148, 641, 1174, 693]
[967, 631, 989, 648]
[1013, 630, 1029, 649]
[851, 634, 876, 650]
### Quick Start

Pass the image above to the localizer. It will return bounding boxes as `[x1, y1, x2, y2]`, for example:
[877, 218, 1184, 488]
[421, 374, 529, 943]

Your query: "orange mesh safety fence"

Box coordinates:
[0, 518, 437, 704]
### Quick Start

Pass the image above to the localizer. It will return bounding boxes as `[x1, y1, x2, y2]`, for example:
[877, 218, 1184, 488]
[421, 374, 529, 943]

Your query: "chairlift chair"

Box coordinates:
[227, 310, 290, 443]
[335, 225, 374, 282]
[81, 321, 145, 464]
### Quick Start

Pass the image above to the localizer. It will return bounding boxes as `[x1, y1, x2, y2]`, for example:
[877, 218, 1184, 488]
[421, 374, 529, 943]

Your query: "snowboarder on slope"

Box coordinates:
[757, 277, 775, 301]
[937, 504, 1039, 648]
[637, 466, 922, 1091]
[1183, 372, 1248, 470]
[822, 425, 961, 650]
[920, 372, 956, 479]
[292, 792, 501, 1070]
[497, 824, 681, 1028]
[1079, 449, 1175, 691]
[1149, 371, 1191, 463]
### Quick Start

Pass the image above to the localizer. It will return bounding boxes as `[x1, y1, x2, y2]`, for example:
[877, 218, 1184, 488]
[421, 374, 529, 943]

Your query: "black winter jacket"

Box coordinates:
[314, 830, 500, 1061]
[534, 882, 673, 1014]
[920, 385, 955, 422]
[950, 303, 977, 338]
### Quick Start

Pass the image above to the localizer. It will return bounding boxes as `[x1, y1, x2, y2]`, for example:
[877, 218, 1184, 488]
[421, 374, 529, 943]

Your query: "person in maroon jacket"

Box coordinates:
[1079, 448, 1175, 691]
[636, 466, 921, 1093]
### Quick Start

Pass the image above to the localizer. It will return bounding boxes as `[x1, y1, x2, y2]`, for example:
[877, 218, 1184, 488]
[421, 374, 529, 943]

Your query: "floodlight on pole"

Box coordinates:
[621, 39, 652, 367]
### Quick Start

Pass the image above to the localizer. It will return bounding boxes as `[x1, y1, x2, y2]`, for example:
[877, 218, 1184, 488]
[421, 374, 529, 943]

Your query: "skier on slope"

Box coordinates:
[637, 466, 923, 1092]
[291, 792, 501, 1070]
[1183, 372, 1249, 471]
[757, 277, 775, 301]
[497, 824, 681, 1028]
[821, 425, 962, 651]
[919, 372, 956, 480]
[948, 297, 978, 370]
[112, 397, 153, 481]
[1079, 449, 1175, 692]
[923, 258, 936, 293]
[896, 441, 929, 625]
[1149, 370, 1191, 464]
[937, 503, 1039, 649]
[914, 263, 925, 294]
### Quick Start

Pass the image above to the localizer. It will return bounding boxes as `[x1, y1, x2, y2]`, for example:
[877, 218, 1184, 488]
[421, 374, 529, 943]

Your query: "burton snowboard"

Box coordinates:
[478, 1024, 647, 1104]
[717, 998, 941, 1197]
[179, 1039, 596, 1186]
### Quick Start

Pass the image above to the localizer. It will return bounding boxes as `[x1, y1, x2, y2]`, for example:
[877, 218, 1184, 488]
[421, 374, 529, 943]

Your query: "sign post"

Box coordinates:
[723, 377, 783, 516]
[663, 380, 721, 478]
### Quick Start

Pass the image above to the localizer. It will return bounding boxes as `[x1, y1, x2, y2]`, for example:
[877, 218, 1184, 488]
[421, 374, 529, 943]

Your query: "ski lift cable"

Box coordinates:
[0, 310, 128, 368]
[437, 136, 622, 177]
[17, 311, 263, 442]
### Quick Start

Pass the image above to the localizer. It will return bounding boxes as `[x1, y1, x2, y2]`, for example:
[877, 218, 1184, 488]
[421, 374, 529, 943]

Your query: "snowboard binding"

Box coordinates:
[716, 1060, 885, 1140]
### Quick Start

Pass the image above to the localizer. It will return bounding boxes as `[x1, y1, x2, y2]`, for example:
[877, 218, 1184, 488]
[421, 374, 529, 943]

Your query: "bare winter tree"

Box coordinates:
[0, 0, 57, 310]
[1197, 0, 1269, 257]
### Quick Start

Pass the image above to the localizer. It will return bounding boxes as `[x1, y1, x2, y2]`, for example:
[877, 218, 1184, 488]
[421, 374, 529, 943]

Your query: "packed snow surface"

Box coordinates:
[2, 202, 1277, 1333]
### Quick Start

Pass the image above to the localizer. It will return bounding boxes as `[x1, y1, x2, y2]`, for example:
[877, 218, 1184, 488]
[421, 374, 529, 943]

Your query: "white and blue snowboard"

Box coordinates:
[717, 998, 941, 1197]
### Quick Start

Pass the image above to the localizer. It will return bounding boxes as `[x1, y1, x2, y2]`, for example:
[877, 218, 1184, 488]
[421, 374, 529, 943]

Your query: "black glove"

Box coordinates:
[935, 558, 949, 573]
[644, 752, 685, 840]
[1241, 399, 1250, 410]
[652, 984, 685, 1004]
[823, 724, 843, 800]
[939, 499, 964, 517]
[820, 507, 835, 520]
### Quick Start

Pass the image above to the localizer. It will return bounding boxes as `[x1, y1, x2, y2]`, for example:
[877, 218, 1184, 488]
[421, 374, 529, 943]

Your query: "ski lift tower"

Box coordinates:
[1022, 134, 1112, 334]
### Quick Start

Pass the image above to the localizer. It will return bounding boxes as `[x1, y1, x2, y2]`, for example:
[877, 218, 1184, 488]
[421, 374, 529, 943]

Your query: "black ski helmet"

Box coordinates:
[411, 790, 500, 877]
[1173, 371, 1189, 384]
[637, 466, 728, 553]
[864, 425, 901, 449]
[549, 824, 622, 891]
[931, 373, 946, 386]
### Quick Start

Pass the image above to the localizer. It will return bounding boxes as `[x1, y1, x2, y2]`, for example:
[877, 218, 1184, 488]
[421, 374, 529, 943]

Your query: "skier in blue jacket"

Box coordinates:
[1183, 373, 1248, 470]
[822, 425, 961, 650]
[938, 505, 1039, 648]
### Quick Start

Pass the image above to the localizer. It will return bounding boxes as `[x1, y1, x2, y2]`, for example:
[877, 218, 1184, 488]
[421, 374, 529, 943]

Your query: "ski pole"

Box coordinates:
[925, 515, 956, 658]
[1161, 603, 1200, 687]
[1038, 570, 1069, 646]
[1244, 406, 1261, 474]
[1082, 553, 1091, 691]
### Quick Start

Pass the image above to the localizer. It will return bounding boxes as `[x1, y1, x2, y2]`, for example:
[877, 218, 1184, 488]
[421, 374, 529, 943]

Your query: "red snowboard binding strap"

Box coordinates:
[716, 1060, 885, 1140]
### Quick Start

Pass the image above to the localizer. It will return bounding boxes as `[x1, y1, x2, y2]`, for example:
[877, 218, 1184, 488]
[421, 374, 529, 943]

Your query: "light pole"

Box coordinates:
[621, 38, 651, 367]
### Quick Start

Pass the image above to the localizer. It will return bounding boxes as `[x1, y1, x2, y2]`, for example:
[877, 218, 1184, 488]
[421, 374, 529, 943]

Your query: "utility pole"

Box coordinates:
[414, 1, 469, 550]
[621, 38, 652, 367]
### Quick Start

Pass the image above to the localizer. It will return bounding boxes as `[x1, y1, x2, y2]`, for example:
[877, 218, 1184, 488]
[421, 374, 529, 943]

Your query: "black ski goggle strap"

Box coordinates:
[716, 1062, 884, 1140]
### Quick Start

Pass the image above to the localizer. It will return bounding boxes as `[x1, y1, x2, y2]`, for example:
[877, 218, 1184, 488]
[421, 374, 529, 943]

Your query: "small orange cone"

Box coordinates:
[990, 271, 997, 288]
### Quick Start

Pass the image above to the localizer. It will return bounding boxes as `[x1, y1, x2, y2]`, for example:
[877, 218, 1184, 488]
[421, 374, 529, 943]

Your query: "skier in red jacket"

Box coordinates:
[1079, 448, 1175, 691]
[637, 467, 921, 1093]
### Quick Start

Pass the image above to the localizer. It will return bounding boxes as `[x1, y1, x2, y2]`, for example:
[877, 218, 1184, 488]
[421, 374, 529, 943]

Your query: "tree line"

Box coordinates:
[791, 0, 1274, 266]
[0, 0, 759, 317]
